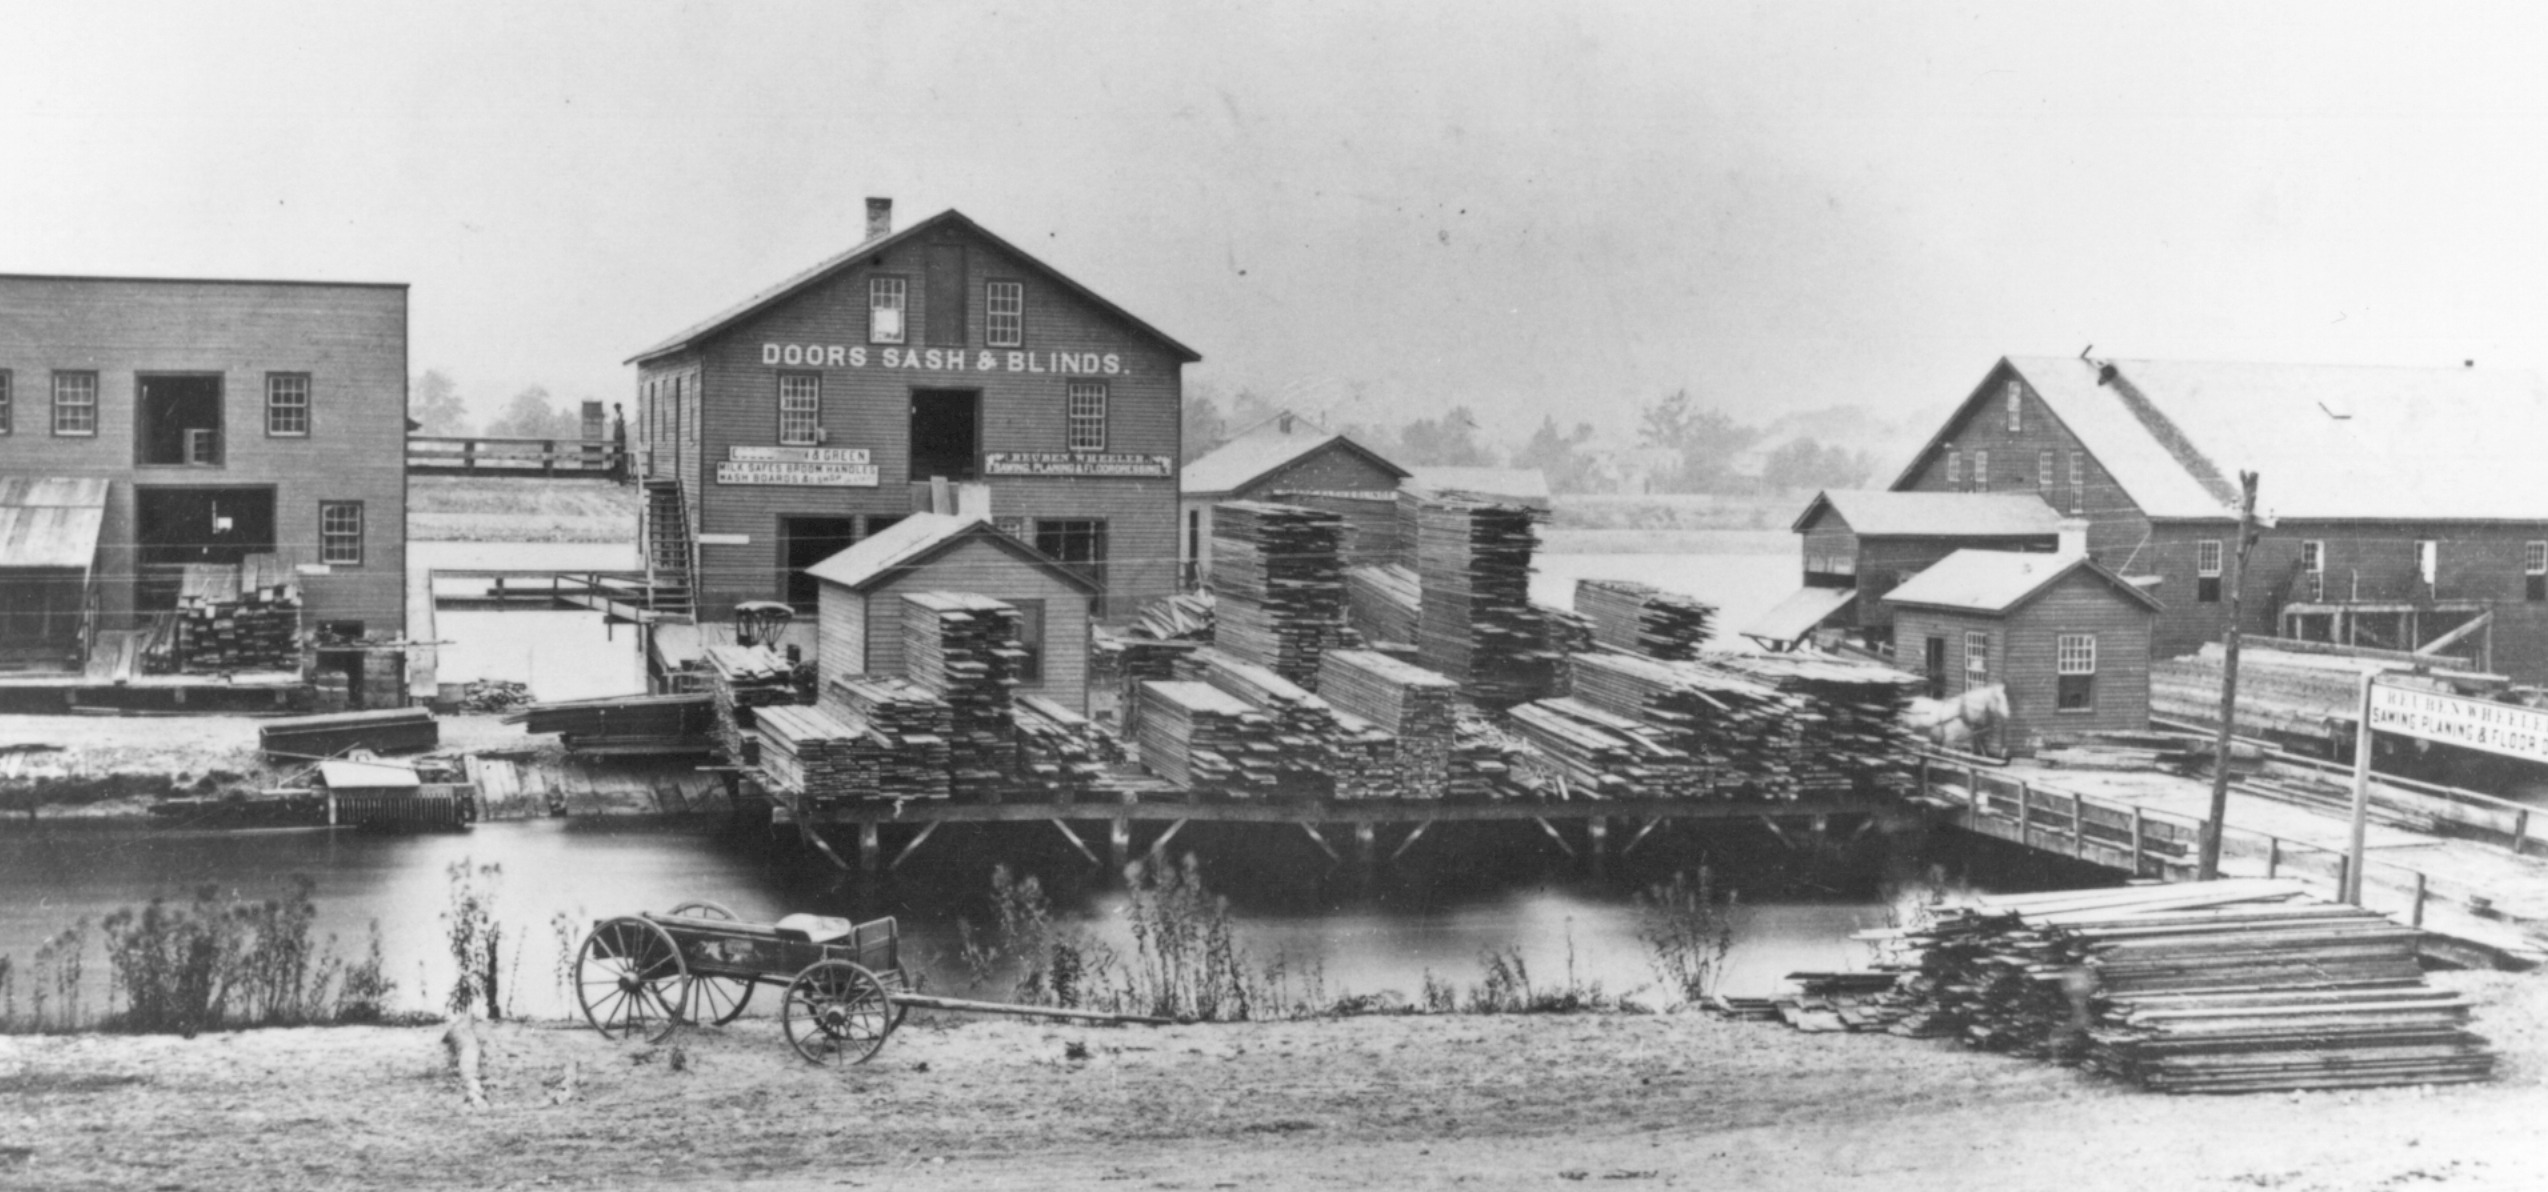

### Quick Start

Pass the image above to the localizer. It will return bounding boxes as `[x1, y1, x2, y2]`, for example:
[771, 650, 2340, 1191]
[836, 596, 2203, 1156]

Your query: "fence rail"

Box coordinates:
[407, 436, 626, 478]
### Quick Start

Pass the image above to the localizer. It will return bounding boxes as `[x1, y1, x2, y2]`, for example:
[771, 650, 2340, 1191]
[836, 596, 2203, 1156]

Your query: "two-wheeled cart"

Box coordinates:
[574, 901, 1162, 1064]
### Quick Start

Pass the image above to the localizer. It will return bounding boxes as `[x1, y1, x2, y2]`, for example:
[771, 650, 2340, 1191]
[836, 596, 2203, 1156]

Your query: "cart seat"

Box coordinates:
[773, 913, 855, 944]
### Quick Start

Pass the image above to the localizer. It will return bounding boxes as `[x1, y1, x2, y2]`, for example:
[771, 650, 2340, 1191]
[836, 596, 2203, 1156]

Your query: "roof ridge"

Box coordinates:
[2093, 362, 2239, 508]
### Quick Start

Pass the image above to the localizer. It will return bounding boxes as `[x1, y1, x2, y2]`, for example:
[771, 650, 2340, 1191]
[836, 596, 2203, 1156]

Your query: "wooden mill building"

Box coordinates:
[1890, 356, 2548, 681]
[1178, 410, 1405, 584]
[626, 199, 1199, 626]
[1766, 489, 2066, 647]
[0, 274, 408, 668]
[1884, 548, 2159, 747]
[805, 512, 1100, 712]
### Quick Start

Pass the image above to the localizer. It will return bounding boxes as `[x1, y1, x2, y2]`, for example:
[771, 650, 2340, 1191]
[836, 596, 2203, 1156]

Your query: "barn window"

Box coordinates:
[2196, 540, 2223, 603]
[1945, 450, 1960, 487]
[986, 280, 1024, 348]
[266, 374, 311, 437]
[1971, 449, 1990, 493]
[1963, 631, 1989, 690]
[2037, 450, 2054, 494]
[320, 501, 364, 567]
[52, 371, 97, 436]
[1009, 597, 1046, 684]
[1035, 518, 1107, 592]
[2005, 381, 2023, 432]
[2526, 541, 2545, 602]
[778, 373, 821, 445]
[2067, 450, 2085, 515]
[2302, 540, 2326, 602]
[869, 276, 908, 344]
[1066, 380, 1108, 451]
[2056, 633, 2096, 711]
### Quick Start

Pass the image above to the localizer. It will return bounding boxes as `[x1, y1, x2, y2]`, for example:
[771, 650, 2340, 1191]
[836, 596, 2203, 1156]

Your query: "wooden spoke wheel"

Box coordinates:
[574, 916, 687, 1044]
[667, 900, 738, 920]
[782, 961, 894, 1066]
[661, 902, 752, 1024]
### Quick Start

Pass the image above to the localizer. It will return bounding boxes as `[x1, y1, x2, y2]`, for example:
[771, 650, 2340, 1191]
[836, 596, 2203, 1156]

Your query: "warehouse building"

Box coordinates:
[0, 274, 408, 671]
[627, 199, 1200, 626]
[1884, 547, 2159, 747]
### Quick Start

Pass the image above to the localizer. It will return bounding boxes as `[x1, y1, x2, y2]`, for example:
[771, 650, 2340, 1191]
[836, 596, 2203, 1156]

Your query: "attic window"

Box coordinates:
[2196, 539, 2223, 603]
[2037, 450, 2054, 494]
[869, 276, 907, 345]
[2005, 381, 2023, 432]
[2526, 541, 2545, 602]
[1971, 449, 1990, 493]
[1945, 450, 1961, 486]
[986, 281, 1024, 348]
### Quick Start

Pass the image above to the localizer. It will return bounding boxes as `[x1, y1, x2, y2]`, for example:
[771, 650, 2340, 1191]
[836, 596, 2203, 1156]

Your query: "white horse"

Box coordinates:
[1904, 684, 2010, 753]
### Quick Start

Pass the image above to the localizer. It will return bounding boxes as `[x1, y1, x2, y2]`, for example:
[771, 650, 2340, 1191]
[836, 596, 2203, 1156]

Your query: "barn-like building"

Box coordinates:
[1884, 547, 2160, 748]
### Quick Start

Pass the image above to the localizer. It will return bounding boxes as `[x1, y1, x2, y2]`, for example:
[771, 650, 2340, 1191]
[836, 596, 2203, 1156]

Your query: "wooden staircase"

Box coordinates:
[643, 479, 697, 618]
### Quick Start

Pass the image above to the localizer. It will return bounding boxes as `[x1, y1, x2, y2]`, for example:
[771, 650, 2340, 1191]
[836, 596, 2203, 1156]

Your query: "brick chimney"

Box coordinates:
[865, 197, 893, 240]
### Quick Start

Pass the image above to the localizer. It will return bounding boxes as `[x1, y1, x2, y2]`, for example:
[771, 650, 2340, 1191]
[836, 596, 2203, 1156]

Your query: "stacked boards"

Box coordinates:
[1180, 648, 1396, 799]
[1208, 501, 1347, 686]
[1319, 649, 1461, 799]
[1410, 493, 1554, 706]
[508, 694, 715, 753]
[1711, 653, 1921, 796]
[1343, 564, 1421, 647]
[1012, 694, 1125, 802]
[1575, 579, 1716, 660]
[1565, 652, 1798, 798]
[168, 555, 302, 673]
[704, 644, 796, 763]
[901, 592, 1023, 800]
[1505, 697, 1705, 799]
[1133, 680, 1280, 794]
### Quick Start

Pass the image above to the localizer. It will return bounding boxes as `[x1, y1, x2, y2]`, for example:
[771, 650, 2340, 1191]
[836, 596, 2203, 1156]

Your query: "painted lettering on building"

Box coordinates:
[760, 343, 1123, 376]
[2367, 682, 2548, 765]
[716, 444, 879, 487]
[983, 452, 1173, 478]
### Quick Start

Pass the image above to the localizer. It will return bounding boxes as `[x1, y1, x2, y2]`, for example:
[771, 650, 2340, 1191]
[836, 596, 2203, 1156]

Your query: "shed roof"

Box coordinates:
[627, 209, 1200, 365]
[1738, 585, 1857, 649]
[0, 477, 108, 571]
[1404, 466, 1551, 508]
[317, 759, 421, 790]
[1792, 489, 2064, 537]
[1905, 356, 2548, 522]
[1180, 412, 1406, 497]
[803, 513, 1099, 596]
[1882, 549, 2161, 616]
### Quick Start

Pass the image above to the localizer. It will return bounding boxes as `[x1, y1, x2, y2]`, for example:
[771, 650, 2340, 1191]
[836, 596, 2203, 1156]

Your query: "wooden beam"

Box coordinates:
[799, 795, 1881, 827]
[1389, 820, 1434, 863]
[2416, 609, 2493, 656]
[1143, 819, 1189, 865]
[1532, 817, 1577, 858]
[1298, 822, 1340, 864]
[1619, 816, 1665, 857]
[888, 820, 942, 872]
[1051, 819, 1100, 866]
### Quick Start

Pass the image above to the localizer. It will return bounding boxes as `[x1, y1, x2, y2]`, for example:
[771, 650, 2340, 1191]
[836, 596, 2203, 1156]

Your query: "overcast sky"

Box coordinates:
[11, 1, 2548, 455]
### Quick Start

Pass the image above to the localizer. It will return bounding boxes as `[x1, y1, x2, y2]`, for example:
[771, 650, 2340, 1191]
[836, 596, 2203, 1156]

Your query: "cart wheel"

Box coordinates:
[782, 961, 893, 1065]
[684, 972, 756, 1026]
[575, 916, 687, 1044]
[667, 900, 738, 920]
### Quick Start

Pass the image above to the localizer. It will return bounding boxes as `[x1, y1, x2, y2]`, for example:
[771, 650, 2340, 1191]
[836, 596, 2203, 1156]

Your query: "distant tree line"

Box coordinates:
[409, 370, 600, 442]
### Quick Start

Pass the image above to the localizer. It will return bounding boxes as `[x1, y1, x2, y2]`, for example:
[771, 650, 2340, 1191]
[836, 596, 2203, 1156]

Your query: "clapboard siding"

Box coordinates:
[0, 276, 408, 631]
[823, 538, 1093, 712]
[1894, 568, 2152, 749]
[1896, 361, 2150, 565]
[817, 581, 868, 686]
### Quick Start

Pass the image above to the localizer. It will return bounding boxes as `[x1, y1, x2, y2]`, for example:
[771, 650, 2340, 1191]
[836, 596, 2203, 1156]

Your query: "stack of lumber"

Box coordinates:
[1711, 652, 1922, 796]
[789, 678, 954, 801]
[1131, 590, 1216, 642]
[1451, 704, 1538, 799]
[172, 556, 301, 673]
[1574, 579, 1716, 660]
[1270, 490, 1403, 565]
[1411, 493, 1554, 705]
[1566, 652, 1797, 797]
[507, 693, 714, 752]
[705, 643, 797, 762]
[1133, 680, 1280, 794]
[901, 592, 1023, 800]
[1010, 694, 1125, 802]
[1208, 501, 1348, 686]
[1344, 564, 1422, 646]
[2150, 645, 2399, 747]
[1869, 880, 2494, 1093]
[753, 705, 881, 807]
[1505, 697, 1706, 799]
[1180, 648, 1397, 799]
[1319, 649, 1462, 799]
[260, 707, 438, 760]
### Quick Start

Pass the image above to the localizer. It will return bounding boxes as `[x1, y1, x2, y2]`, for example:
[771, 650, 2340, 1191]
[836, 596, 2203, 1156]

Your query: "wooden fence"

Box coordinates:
[407, 436, 626, 478]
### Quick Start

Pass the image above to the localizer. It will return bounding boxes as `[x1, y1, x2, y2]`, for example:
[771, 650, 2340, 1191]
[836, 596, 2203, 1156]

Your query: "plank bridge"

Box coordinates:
[408, 435, 627, 479]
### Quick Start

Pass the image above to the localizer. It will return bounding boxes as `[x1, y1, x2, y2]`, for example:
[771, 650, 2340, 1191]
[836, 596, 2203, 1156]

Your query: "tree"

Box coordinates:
[1394, 406, 1499, 467]
[410, 369, 472, 436]
[1181, 388, 1229, 463]
[482, 386, 581, 440]
[1638, 389, 1760, 492]
[1512, 415, 1602, 493]
[1761, 437, 1876, 491]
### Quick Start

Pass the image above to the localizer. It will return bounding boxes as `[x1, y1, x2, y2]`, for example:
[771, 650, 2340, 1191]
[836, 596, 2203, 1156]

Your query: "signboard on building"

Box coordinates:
[2366, 682, 2548, 766]
[983, 452, 1173, 479]
[717, 445, 878, 487]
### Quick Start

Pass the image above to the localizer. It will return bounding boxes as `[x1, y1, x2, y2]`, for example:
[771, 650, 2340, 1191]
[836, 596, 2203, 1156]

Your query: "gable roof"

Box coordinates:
[1900, 356, 2548, 522]
[1181, 411, 1406, 497]
[804, 513, 1100, 595]
[1792, 489, 2064, 537]
[1882, 548, 2162, 615]
[627, 208, 1201, 365]
[1403, 466, 1550, 508]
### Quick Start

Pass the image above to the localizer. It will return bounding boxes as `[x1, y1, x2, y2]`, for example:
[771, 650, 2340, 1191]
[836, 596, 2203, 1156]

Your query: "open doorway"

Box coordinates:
[779, 516, 859, 612]
[134, 487, 275, 610]
[137, 374, 224, 466]
[909, 389, 979, 481]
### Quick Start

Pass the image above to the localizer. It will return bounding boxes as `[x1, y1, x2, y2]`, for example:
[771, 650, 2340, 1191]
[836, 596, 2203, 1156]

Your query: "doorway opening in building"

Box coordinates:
[909, 389, 979, 481]
[137, 374, 224, 467]
[779, 516, 860, 612]
[133, 486, 275, 610]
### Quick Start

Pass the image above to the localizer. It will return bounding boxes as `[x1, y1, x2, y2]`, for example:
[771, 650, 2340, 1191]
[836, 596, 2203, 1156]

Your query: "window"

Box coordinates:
[2056, 633, 2096, 711]
[137, 375, 223, 465]
[320, 501, 364, 566]
[778, 373, 821, 445]
[2527, 541, 2545, 602]
[52, 371, 96, 436]
[2302, 540, 2326, 602]
[2416, 539, 2438, 587]
[1067, 380, 1107, 451]
[986, 281, 1024, 347]
[869, 276, 907, 344]
[266, 373, 310, 436]
[2197, 539, 2223, 603]
[1035, 518, 1107, 591]
[1971, 449, 1989, 492]
[1923, 635, 1948, 700]
[1945, 450, 1960, 486]
[1963, 630, 1989, 690]
[0, 370, 11, 435]
[2005, 381, 2023, 432]
[2067, 450, 2085, 515]
[2037, 450, 2054, 493]
[1009, 598, 1046, 684]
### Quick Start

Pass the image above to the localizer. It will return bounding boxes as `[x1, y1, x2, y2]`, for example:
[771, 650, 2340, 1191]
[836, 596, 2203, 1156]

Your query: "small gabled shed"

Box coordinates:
[805, 513, 1102, 711]
[1883, 548, 2161, 748]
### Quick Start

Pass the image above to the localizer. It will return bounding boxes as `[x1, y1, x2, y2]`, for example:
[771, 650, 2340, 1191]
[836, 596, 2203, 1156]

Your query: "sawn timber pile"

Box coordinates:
[1564, 652, 1797, 798]
[705, 643, 796, 763]
[1208, 501, 1347, 686]
[167, 556, 302, 673]
[1319, 648, 1461, 799]
[1134, 680, 1280, 795]
[1505, 698, 1705, 799]
[900, 591, 1023, 800]
[1710, 652, 1921, 796]
[1343, 564, 1421, 647]
[1410, 493, 1555, 706]
[1180, 648, 1395, 799]
[1575, 578, 1715, 660]
[1010, 694, 1125, 802]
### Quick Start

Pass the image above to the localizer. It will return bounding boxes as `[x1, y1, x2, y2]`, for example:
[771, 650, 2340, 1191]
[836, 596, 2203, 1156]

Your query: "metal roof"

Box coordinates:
[0, 477, 108, 570]
[626, 208, 1201, 365]
[1738, 585, 1857, 648]
[1881, 548, 2161, 615]
[1792, 489, 2064, 537]
[1180, 412, 1405, 496]
[802, 513, 1099, 595]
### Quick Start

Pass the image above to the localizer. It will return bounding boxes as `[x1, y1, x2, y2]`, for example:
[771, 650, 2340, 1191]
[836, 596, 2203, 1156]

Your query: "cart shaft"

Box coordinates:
[886, 993, 1171, 1026]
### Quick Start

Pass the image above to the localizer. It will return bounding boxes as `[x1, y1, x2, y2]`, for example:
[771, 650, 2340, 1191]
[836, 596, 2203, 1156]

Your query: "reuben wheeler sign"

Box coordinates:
[984, 452, 1172, 478]
[2367, 682, 2548, 766]
[716, 445, 879, 487]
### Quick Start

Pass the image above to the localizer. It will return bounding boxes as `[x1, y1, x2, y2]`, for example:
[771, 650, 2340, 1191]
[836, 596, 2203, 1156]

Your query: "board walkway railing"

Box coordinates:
[408, 435, 626, 478]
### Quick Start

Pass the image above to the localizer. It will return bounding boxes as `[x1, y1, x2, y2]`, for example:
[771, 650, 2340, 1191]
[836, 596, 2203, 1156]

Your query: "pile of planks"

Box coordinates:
[1180, 648, 1397, 799]
[1343, 564, 1422, 647]
[1575, 579, 1716, 660]
[1450, 704, 1534, 800]
[1711, 652, 1922, 796]
[901, 592, 1023, 800]
[1566, 652, 1796, 797]
[1869, 880, 2495, 1093]
[260, 706, 438, 760]
[755, 704, 922, 808]
[1131, 590, 1216, 642]
[1209, 501, 1349, 686]
[1505, 697, 1706, 799]
[1010, 694, 1125, 802]
[705, 643, 797, 763]
[816, 677, 953, 801]
[1319, 648, 1462, 798]
[2150, 645, 2397, 748]
[1411, 494, 1556, 706]
[508, 693, 715, 752]
[172, 556, 302, 673]
[1134, 680, 1280, 794]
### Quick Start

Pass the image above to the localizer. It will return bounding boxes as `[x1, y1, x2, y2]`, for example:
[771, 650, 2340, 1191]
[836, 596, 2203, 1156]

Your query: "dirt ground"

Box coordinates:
[4, 969, 2544, 1192]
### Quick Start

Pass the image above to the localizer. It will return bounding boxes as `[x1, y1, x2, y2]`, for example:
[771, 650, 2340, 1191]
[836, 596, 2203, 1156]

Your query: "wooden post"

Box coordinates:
[2412, 870, 2428, 928]
[2200, 470, 2262, 881]
[543, 440, 558, 477]
[1353, 822, 1377, 883]
[463, 439, 477, 471]
[2336, 853, 2351, 903]
[858, 822, 880, 876]
[1586, 816, 1608, 880]
[2129, 805, 2146, 876]
[2513, 809, 2530, 857]
[1298, 822, 1340, 864]
[1389, 820, 1434, 863]
[2016, 780, 2032, 845]
[2069, 793, 2084, 859]
[1109, 817, 1131, 874]
[1966, 766, 1982, 810]
[2343, 670, 2376, 905]
[2266, 834, 2281, 878]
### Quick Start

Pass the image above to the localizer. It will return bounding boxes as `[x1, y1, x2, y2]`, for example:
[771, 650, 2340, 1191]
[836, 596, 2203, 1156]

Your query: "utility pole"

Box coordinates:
[2198, 471, 2262, 881]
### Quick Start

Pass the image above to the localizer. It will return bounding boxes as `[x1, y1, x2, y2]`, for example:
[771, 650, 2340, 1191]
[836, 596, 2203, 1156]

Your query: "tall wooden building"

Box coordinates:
[1892, 356, 2548, 680]
[0, 274, 408, 663]
[627, 200, 1199, 624]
